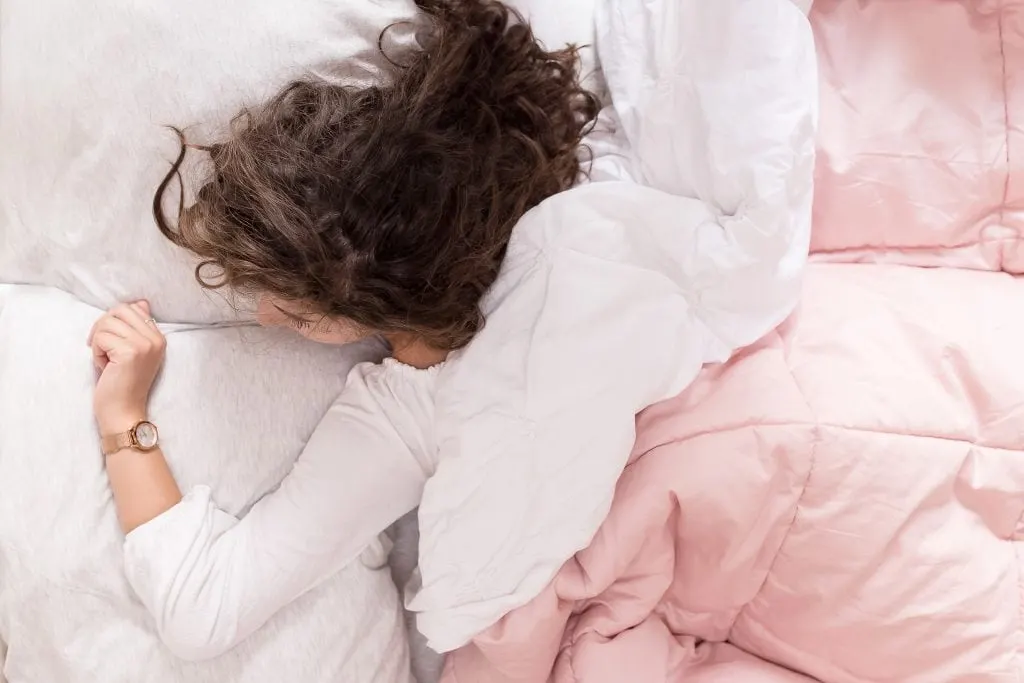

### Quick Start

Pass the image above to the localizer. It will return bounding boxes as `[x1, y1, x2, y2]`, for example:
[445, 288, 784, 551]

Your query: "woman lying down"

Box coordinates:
[89, 0, 815, 663]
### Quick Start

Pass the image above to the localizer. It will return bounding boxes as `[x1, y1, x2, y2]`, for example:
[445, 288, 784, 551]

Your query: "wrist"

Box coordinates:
[97, 409, 148, 436]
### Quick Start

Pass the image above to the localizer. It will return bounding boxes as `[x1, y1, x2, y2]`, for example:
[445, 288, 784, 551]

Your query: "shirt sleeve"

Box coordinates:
[123, 363, 431, 662]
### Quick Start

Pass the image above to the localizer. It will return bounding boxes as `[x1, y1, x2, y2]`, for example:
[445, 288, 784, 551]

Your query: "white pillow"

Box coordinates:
[0, 285, 411, 683]
[0, 0, 417, 324]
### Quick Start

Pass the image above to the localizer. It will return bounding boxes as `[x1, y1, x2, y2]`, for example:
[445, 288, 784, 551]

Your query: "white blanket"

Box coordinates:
[408, 0, 818, 652]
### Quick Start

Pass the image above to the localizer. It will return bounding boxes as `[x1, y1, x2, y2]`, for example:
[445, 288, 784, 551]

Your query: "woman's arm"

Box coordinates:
[123, 385, 428, 661]
[90, 304, 430, 661]
[105, 439, 181, 533]
[89, 301, 182, 533]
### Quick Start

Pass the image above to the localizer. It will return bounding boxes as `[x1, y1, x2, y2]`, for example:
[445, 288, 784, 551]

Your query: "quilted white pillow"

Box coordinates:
[0, 285, 410, 683]
[0, 0, 417, 323]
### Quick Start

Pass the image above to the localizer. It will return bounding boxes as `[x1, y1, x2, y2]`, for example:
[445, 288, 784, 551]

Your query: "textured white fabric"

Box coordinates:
[0, 0, 417, 324]
[0, 286, 412, 683]
[410, 0, 818, 651]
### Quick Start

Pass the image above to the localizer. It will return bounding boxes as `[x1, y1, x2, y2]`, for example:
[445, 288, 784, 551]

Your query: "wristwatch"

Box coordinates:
[101, 420, 160, 457]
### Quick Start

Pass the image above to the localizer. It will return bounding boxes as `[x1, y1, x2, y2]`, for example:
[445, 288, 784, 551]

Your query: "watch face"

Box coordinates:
[134, 422, 159, 450]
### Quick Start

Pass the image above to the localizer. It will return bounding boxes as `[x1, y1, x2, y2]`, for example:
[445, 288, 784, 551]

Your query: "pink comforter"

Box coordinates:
[445, 1, 1024, 681]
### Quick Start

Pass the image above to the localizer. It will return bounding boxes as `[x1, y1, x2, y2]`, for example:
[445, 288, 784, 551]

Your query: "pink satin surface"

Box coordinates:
[444, 2, 1024, 681]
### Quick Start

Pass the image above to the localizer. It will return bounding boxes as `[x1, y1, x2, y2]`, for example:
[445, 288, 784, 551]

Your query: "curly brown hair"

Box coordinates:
[154, 0, 599, 350]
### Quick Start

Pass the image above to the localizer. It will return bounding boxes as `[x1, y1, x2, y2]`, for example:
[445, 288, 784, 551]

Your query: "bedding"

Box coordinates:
[407, 0, 817, 654]
[0, 0, 418, 324]
[445, 0, 1024, 681]
[448, 263, 1024, 683]
[0, 285, 413, 683]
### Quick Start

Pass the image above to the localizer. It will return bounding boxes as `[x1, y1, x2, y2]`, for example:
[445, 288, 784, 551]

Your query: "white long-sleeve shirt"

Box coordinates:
[123, 359, 441, 661]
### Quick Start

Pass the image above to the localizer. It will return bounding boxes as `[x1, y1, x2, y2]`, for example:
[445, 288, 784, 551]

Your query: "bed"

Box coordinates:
[11, 0, 1014, 682]
[0, 1, 607, 681]
[0, 0, 809, 679]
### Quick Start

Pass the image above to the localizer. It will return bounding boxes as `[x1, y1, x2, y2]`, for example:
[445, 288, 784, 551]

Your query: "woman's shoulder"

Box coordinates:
[341, 357, 442, 470]
[347, 355, 442, 390]
[341, 356, 443, 426]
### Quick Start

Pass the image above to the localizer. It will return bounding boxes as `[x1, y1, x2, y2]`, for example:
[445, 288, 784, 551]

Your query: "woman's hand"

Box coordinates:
[89, 301, 181, 535]
[88, 301, 166, 434]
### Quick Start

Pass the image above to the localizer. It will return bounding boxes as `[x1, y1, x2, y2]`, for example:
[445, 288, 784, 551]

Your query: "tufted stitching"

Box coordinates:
[993, 6, 1020, 673]
[998, 0, 1012, 269]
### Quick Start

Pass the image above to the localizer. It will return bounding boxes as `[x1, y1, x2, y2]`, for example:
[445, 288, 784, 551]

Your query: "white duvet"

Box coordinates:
[408, 0, 817, 652]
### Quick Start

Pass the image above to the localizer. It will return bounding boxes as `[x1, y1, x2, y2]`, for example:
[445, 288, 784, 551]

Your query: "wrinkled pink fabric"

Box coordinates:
[444, 1, 1024, 681]
[811, 0, 1024, 271]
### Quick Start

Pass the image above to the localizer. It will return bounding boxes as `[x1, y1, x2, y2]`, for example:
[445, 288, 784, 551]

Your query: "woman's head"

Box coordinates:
[155, 0, 599, 350]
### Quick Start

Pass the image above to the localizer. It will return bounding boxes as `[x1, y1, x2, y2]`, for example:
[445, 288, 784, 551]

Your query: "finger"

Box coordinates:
[114, 302, 164, 346]
[92, 342, 110, 371]
[86, 309, 114, 347]
[130, 301, 149, 320]
[109, 303, 155, 337]
[92, 331, 137, 364]
[141, 304, 166, 349]
[94, 314, 140, 344]
[130, 302, 165, 344]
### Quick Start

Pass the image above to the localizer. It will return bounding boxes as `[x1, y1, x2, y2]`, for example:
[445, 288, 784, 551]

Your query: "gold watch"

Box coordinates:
[101, 420, 160, 457]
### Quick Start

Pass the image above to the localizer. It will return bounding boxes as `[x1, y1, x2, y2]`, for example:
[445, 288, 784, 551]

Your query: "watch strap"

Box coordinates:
[101, 428, 136, 457]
